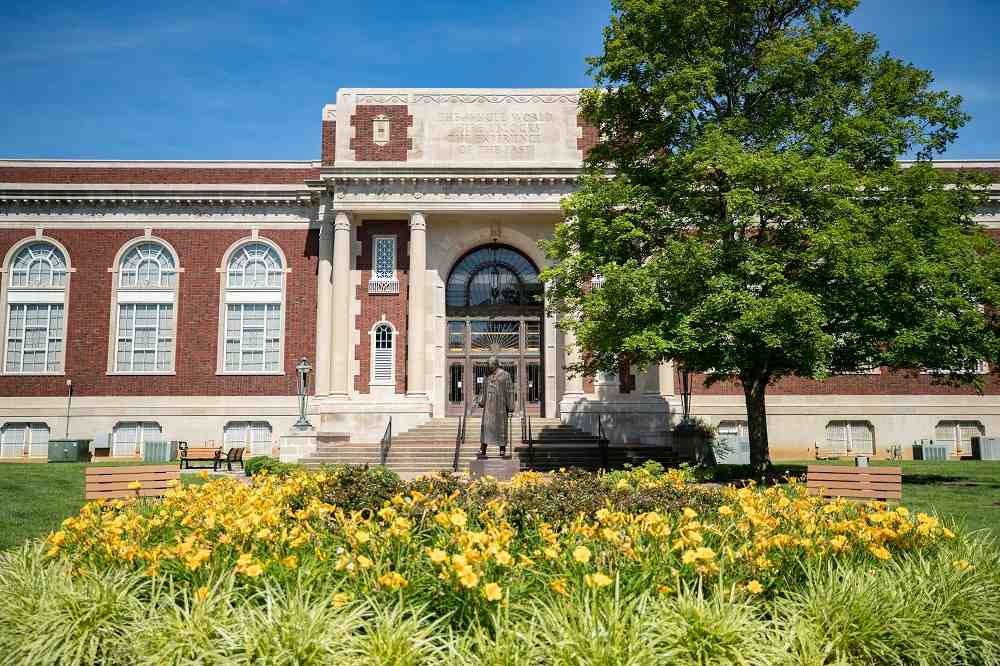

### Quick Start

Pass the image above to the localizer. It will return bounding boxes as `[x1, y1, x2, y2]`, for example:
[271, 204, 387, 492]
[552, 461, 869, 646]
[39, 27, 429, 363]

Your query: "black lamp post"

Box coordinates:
[294, 357, 313, 431]
[679, 365, 692, 424]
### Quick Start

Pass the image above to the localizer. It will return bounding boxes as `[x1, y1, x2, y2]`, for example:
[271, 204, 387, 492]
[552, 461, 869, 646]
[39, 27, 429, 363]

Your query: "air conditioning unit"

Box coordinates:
[972, 437, 1000, 461]
[913, 439, 950, 461]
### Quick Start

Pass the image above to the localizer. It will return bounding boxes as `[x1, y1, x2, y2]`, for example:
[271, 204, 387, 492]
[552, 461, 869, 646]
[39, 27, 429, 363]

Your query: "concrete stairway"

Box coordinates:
[300, 417, 679, 479]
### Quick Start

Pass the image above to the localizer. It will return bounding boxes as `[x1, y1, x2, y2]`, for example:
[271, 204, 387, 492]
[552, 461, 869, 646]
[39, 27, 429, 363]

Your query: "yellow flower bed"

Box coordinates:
[46, 469, 956, 606]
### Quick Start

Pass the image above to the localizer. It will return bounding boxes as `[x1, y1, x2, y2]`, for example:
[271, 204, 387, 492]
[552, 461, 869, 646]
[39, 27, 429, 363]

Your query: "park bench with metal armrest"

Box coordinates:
[806, 465, 902, 502]
[178, 442, 221, 469]
[215, 447, 245, 472]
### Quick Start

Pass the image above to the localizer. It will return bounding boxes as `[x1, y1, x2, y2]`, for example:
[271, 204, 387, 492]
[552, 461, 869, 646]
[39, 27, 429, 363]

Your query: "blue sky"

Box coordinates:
[1, 0, 997, 160]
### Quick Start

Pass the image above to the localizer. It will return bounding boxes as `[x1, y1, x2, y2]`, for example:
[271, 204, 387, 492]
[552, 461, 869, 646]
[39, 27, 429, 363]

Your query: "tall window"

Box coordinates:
[112, 421, 162, 457]
[222, 241, 285, 373]
[824, 421, 875, 455]
[0, 422, 49, 458]
[113, 241, 178, 373]
[371, 321, 395, 386]
[3, 241, 69, 374]
[368, 236, 399, 294]
[935, 420, 983, 457]
[224, 421, 272, 456]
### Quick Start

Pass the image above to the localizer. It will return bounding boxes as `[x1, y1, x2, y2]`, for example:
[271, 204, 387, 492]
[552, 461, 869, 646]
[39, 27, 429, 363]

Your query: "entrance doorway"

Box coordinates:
[444, 244, 544, 416]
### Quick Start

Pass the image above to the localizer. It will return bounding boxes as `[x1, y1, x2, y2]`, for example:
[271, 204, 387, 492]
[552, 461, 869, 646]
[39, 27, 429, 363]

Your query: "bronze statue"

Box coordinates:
[476, 356, 513, 458]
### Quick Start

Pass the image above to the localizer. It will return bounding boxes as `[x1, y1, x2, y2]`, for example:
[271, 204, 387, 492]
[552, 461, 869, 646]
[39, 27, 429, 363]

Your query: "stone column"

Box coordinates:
[314, 221, 333, 396]
[407, 212, 427, 396]
[329, 211, 352, 396]
[659, 361, 675, 395]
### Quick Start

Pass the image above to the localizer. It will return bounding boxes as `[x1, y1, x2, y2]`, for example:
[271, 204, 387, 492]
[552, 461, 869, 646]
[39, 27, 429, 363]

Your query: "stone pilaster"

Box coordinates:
[407, 211, 427, 396]
[330, 211, 352, 396]
[314, 221, 333, 396]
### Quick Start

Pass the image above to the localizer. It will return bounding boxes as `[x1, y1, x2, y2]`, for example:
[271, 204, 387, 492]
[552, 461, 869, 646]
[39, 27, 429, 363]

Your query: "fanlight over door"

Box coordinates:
[446, 245, 541, 315]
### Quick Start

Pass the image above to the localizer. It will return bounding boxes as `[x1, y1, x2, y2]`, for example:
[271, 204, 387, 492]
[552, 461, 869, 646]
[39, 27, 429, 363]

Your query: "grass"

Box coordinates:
[0, 461, 220, 551]
[779, 459, 1000, 538]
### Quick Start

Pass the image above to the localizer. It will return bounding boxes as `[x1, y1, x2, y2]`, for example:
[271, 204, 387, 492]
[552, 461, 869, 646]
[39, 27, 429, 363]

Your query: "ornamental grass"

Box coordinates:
[2, 464, 998, 665]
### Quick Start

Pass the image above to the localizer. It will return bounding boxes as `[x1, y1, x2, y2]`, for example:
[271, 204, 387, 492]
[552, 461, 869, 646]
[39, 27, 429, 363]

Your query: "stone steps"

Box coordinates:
[299, 416, 675, 477]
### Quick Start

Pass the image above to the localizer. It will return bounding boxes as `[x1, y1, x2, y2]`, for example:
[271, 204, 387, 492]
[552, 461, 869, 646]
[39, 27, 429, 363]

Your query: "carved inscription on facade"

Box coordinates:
[438, 111, 556, 161]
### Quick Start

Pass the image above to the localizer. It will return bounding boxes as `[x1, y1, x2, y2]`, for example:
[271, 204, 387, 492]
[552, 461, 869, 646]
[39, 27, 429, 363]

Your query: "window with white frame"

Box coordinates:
[222, 242, 284, 373]
[824, 420, 875, 455]
[368, 236, 399, 294]
[0, 422, 49, 458]
[112, 421, 162, 457]
[371, 321, 395, 385]
[935, 420, 983, 456]
[114, 241, 177, 373]
[224, 421, 272, 455]
[4, 241, 68, 374]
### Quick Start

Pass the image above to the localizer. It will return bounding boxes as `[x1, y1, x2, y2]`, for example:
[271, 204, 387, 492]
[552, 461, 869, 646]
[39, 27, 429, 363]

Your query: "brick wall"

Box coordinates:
[321, 121, 336, 166]
[0, 228, 318, 397]
[681, 370, 1000, 397]
[349, 105, 413, 161]
[353, 221, 410, 394]
[577, 114, 599, 159]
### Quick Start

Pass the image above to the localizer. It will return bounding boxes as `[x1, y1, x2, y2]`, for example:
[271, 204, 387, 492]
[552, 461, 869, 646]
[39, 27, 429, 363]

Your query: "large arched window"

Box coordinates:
[2, 240, 70, 374]
[220, 240, 286, 373]
[446, 245, 541, 311]
[110, 240, 179, 373]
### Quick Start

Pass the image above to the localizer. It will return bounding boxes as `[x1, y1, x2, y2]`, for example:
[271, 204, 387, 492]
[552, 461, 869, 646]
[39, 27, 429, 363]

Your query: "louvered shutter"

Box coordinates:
[934, 422, 956, 450]
[250, 422, 272, 455]
[958, 422, 982, 456]
[849, 422, 874, 454]
[29, 423, 49, 457]
[372, 324, 394, 385]
[113, 423, 139, 456]
[1, 424, 26, 458]
[824, 422, 848, 454]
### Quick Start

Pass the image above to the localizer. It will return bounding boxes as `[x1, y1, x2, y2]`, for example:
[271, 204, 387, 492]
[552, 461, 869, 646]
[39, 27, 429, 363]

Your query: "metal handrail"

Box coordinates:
[596, 413, 609, 470]
[520, 386, 533, 463]
[454, 397, 470, 471]
[379, 417, 392, 466]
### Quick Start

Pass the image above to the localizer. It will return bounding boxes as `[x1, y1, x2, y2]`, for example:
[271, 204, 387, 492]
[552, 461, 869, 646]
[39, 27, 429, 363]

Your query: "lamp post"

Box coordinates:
[294, 357, 313, 431]
[679, 366, 692, 424]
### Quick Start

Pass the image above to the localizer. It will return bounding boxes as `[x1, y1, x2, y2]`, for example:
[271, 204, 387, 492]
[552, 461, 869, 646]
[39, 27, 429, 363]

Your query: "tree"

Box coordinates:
[543, 0, 1000, 472]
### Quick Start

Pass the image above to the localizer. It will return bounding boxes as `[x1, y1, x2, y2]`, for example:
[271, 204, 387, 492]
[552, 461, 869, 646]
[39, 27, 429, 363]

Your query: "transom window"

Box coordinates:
[120, 242, 176, 289]
[4, 241, 69, 374]
[371, 321, 395, 385]
[222, 240, 285, 374]
[446, 245, 541, 312]
[227, 243, 283, 289]
[224, 421, 272, 456]
[0, 422, 49, 458]
[11, 242, 67, 288]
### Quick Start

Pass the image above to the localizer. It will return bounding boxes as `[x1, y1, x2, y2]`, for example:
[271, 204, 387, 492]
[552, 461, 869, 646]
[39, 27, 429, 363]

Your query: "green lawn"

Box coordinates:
[0, 462, 219, 551]
[778, 459, 1000, 538]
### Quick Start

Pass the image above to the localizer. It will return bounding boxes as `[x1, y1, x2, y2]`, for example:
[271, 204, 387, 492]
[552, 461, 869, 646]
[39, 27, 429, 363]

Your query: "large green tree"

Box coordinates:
[543, 0, 1000, 471]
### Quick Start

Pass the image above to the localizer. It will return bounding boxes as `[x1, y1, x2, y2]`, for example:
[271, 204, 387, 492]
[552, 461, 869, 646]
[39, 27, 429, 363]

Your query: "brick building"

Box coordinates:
[1, 88, 997, 462]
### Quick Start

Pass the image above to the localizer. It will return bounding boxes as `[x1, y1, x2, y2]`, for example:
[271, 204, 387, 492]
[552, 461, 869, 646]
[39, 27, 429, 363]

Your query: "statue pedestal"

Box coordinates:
[469, 456, 520, 481]
[278, 429, 318, 463]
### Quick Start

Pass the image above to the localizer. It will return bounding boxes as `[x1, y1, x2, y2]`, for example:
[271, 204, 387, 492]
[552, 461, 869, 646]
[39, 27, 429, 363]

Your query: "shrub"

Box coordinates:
[244, 455, 301, 478]
[316, 464, 406, 513]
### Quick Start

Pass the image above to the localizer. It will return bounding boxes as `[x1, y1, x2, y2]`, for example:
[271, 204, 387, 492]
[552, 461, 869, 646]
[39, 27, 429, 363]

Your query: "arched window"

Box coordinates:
[112, 421, 162, 458]
[370, 320, 396, 386]
[446, 245, 541, 311]
[824, 420, 875, 455]
[1, 422, 49, 458]
[2, 240, 70, 374]
[221, 240, 285, 373]
[935, 420, 984, 457]
[111, 240, 178, 373]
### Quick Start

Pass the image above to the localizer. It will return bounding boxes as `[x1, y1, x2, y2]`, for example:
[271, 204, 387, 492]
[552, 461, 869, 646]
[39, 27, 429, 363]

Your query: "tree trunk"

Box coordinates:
[742, 374, 771, 475]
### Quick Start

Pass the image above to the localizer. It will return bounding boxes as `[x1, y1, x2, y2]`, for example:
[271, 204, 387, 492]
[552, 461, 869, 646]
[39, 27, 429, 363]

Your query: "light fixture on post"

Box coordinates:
[679, 365, 692, 425]
[294, 357, 313, 431]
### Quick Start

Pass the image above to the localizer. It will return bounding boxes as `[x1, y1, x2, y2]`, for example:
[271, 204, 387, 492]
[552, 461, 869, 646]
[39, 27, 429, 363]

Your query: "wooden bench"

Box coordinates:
[215, 447, 245, 472]
[806, 465, 902, 502]
[85, 465, 180, 500]
[179, 444, 221, 469]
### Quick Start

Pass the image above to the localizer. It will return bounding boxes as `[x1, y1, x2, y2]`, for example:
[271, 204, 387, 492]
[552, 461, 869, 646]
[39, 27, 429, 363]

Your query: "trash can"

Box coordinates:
[142, 440, 177, 463]
[47, 439, 92, 463]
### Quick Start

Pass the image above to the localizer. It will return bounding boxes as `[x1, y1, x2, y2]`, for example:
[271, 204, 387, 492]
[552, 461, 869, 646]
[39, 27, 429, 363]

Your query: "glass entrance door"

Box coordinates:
[445, 317, 543, 416]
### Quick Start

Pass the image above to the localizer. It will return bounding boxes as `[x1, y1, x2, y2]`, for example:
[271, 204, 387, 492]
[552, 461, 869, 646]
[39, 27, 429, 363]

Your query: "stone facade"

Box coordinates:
[1, 89, 999, 462]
